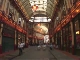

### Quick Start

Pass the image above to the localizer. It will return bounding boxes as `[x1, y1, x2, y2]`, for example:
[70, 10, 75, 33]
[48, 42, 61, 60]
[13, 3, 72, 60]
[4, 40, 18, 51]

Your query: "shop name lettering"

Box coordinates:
[3, 33, 14, 38]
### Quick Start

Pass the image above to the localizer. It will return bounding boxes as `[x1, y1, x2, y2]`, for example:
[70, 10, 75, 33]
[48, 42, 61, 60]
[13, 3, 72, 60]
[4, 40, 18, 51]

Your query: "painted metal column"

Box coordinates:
[70, 21, 76, 55]
[32, 38, 34, 45]
[56, 34, 57, 46]
[14, 30, 17, 50]
[52, 37, 54, 44]
[61, 30, 63, 50]
[26, 33, 28, 48]
[0, 24, 3, 54]
[35, 38, 37, 45]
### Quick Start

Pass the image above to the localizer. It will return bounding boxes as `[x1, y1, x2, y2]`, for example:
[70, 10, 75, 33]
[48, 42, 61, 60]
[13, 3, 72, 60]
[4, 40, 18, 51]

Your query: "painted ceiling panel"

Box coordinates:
[33, 23, 49, 34]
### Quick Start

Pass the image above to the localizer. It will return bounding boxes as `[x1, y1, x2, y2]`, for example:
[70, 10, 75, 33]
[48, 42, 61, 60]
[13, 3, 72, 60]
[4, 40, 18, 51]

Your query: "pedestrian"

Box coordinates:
[50, 43, 53, 50]
[21, 42, 25, 50]
[18, 42, 23, 56]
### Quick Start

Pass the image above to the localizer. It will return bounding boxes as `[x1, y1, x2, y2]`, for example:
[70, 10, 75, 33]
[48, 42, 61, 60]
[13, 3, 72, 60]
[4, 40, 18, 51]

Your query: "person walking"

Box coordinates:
[50, 43, 53, 50]
[22, 42, 25, 50]
[18, 42, 23, 56]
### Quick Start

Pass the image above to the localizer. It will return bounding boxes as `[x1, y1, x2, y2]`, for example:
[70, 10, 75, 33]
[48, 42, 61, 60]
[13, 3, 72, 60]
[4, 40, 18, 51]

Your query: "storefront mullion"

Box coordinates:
[57, 32, 59, 46]
[60, 30, 63, 50]
[68, 23, 72, 53]
[17, 32, 22, 45]
[65, 26, 67, 51]
[65, 25, 68, 51]
[56, 33, 58, 47]
[58, 31, 61, 49]
[65, 24, 71, 52]
[62, 28, 66, 50]
[54, 33, 57, 47]
[54, 34, 56, 47]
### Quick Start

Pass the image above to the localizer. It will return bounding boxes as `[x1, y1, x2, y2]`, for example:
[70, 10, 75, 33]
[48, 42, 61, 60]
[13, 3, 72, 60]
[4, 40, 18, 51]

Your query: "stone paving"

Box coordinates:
[0, 46, 80, 60]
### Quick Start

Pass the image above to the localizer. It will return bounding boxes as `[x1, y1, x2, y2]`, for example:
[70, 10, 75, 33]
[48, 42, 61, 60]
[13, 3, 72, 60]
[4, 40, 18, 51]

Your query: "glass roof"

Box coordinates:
[17, 0, 57, 20]
[29, 17, 51, 22]
[29, 0, 47, 12]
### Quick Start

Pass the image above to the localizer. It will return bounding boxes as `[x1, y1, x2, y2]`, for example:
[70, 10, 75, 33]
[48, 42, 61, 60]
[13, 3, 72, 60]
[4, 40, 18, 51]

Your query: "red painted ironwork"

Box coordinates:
[0, 11, 27, 34]
[53, 1, 80, 35]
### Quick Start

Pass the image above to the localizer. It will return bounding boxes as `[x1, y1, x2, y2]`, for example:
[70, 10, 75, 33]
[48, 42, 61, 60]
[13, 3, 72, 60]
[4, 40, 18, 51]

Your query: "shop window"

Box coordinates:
[0, 0, 3, 9]
[8, 12, 12, 19]
[75, 19, 80, 49]
[18, 18, 21, 26]
[9, 3, 14, 20]
[6, 1, 9, 15]
[68, 24, 72, 49]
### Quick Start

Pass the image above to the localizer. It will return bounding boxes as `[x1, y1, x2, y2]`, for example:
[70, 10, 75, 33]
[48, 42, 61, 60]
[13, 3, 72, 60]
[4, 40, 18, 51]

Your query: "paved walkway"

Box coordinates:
[0, 46, 80, 60]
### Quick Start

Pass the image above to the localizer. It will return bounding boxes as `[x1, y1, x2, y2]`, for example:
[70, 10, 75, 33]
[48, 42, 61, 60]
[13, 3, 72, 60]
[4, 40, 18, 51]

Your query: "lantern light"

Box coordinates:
[32, 5, 38, 11]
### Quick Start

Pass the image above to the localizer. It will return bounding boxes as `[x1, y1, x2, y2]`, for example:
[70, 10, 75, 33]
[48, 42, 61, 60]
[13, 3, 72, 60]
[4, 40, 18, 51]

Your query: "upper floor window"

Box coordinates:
[0, 0, 3, 9]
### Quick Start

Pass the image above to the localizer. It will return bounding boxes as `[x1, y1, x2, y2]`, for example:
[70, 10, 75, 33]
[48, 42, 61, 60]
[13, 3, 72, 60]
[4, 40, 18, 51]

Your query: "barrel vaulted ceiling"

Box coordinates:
[14, 0, 58, 35]
[17, 0, 58, 19]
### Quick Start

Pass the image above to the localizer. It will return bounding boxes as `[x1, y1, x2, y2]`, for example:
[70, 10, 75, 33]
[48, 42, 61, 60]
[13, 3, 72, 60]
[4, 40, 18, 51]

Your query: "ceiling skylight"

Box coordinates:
[29, 17, 51, 22]
[29, 0, 47, 12]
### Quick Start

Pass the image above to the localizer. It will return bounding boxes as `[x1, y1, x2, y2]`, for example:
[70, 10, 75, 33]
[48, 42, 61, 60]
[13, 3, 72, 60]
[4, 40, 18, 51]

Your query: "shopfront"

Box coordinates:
[2, 24, 15, 52]
[61, 23, 72, 52]
[61, 13, 80, 55]
[73, 13, 80, 55]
